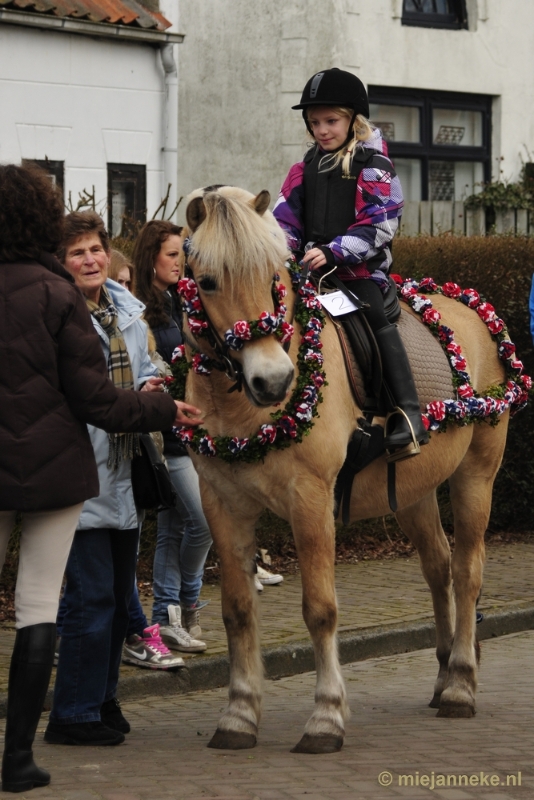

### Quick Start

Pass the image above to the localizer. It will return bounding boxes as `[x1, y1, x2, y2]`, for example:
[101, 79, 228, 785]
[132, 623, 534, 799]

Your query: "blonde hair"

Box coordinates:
[306, 106, 375, 176]
[108, 248, 134, 294]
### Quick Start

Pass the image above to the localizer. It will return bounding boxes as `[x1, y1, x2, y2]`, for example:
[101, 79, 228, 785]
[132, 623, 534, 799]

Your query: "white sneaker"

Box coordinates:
[182, 600, 209, 639]
[256, 564, 283, 586]
[254, 574, 264, 593]
[159, 605, 207, 653]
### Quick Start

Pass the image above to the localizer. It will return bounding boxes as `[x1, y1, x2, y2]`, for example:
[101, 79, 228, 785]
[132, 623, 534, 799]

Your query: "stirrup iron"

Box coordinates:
[385, 407, 421, 463]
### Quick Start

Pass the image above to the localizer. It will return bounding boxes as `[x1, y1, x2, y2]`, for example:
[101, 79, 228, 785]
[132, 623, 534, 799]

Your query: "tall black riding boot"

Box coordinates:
[1, 623, 56, 793]
[374, 324, 429, 462]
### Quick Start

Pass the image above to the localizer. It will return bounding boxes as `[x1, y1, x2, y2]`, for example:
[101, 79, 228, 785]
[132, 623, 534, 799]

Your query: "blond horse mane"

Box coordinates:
[186, 186, 290, 293]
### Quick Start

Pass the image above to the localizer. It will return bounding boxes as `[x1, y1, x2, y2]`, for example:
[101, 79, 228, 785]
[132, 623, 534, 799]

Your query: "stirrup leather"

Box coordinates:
[384, 407, 421, 463]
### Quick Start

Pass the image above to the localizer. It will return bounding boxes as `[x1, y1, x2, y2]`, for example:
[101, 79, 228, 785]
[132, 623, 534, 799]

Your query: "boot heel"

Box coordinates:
[1, 752, 50, 793]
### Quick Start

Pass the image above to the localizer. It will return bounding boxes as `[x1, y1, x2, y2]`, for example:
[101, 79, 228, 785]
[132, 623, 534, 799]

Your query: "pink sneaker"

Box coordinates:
[122, 623, 185, 669]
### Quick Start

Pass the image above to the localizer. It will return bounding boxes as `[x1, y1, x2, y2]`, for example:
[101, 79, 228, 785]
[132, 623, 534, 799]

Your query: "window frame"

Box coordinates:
[23, 159, 64, 196]
[368, 87, 492, 201]
[402, 0, 468, 30]
[107, 163, 147, 238]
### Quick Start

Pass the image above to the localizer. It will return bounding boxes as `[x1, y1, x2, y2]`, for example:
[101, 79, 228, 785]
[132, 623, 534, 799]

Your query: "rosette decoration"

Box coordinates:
[167, 258, 328, 463]
[392, 275, 531, 433]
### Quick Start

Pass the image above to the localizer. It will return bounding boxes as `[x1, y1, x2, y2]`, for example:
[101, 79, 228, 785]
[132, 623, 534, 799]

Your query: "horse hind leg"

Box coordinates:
[436, 419, 507, 718]
[395, 490, 455, 710]
[290, 494, 350, 754]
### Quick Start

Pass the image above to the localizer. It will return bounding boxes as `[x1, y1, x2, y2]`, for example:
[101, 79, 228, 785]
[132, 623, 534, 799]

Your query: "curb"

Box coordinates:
[0, 606, 531, 718]
[117, 605, 534, 700]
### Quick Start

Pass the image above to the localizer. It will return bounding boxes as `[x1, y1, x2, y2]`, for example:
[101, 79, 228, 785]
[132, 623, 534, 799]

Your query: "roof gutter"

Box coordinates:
[0, 8, 184, 45]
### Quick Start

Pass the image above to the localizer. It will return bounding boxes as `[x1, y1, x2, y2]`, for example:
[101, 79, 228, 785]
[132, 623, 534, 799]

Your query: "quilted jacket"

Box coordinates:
[273, 128, 403, 289]
[0, 254, 177, 512]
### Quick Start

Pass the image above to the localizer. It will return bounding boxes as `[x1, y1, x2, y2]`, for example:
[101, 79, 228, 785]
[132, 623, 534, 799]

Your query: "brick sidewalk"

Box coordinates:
[1, 540, 533, 701]
[1, 629, 532, 799]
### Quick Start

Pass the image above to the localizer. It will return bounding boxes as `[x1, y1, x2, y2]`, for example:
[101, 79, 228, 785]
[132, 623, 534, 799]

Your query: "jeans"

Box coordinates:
[50, 527, 139, 724]
[126, 582, 148, 639]
[151, 455, 212, 623]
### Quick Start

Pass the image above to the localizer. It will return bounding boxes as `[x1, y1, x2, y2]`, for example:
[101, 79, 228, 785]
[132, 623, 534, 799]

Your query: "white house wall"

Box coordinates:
[0, 23, 167, 219]
[177, 0, 534, 214]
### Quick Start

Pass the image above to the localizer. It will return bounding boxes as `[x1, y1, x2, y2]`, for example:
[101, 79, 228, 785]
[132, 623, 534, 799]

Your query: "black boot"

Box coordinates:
[374, 324, 429, 462]
[1, 623, 56, 793]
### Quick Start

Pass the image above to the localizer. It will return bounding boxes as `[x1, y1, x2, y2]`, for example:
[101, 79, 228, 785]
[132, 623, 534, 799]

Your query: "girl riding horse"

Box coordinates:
[273, 67, 428, 461]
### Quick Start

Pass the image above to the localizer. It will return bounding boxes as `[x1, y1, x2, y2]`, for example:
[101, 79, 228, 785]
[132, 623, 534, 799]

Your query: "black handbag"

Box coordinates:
[131, 434, 177, 510]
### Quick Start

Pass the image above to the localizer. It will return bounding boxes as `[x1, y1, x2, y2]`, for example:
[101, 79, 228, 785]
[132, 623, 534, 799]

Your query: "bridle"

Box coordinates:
[178, 237, 295, 394]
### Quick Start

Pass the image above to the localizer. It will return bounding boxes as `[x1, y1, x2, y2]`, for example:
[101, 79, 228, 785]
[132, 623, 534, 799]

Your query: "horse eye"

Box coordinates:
[198, 276, 218, 292]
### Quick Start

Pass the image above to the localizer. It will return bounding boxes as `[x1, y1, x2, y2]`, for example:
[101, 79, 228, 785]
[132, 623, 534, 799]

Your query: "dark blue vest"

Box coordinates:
[303, 145, 394, 245]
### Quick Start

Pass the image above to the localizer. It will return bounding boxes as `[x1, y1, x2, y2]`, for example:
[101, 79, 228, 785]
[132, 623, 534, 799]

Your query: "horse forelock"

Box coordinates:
[186, 186, 290, 293]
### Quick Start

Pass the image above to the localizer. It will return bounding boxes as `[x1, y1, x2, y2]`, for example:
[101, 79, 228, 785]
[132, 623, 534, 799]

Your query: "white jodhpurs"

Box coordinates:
[0, 504, 83, 629]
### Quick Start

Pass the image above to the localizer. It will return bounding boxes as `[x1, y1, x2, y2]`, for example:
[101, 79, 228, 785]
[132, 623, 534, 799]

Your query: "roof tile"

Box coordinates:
[0, 0, 171, 30]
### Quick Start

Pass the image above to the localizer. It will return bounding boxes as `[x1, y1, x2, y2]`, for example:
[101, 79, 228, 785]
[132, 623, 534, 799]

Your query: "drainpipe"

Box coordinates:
[160, 43, 178, 221]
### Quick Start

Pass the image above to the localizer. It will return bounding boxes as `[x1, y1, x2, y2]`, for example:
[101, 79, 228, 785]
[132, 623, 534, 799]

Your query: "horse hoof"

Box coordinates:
[291, 733, 343, 754]
[428, 693, 441, 709]
[207, 729, 257, 750]
[437, 703, 476, 719]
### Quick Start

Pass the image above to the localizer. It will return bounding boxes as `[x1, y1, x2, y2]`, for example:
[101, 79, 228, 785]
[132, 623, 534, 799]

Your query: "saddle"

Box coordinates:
[321, 278, 454, 521]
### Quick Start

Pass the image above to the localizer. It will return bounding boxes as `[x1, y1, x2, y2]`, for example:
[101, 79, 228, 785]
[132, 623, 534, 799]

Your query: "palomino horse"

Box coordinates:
[175, 185, 511, 754]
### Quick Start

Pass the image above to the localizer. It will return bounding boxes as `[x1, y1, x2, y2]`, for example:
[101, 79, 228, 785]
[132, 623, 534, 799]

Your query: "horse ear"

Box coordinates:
[251, 190, 270, 216]
[186, 196, 207, 232]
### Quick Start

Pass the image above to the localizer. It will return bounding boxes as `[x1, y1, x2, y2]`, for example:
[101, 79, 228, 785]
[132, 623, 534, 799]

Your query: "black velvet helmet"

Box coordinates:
[292, 68, 369, 118]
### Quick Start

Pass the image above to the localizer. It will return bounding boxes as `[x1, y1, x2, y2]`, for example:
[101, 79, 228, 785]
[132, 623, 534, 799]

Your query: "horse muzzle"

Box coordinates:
[240, 345, 295, 407]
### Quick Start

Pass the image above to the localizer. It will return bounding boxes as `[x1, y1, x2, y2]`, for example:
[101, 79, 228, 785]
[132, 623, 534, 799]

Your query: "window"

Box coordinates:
[402, 0, 467, 29]
[107, 163, 146, 237]
[368, 87, 492, 202]
[23, 159, 64, 197]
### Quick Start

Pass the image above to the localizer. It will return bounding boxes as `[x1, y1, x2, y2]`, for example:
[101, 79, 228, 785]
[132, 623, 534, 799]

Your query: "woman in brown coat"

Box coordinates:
[0, 164, 202, 793]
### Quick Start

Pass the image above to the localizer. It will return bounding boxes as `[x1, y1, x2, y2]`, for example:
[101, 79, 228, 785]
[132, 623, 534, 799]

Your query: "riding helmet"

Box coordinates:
[292, 68, 369, 118]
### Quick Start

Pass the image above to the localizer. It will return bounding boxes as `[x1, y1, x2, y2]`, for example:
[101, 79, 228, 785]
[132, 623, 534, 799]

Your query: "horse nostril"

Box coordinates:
[252, 376, 267, 395]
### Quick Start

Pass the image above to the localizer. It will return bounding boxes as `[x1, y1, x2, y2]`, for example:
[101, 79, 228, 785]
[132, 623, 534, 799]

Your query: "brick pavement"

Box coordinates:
[1, 629, 532, 799]
[1, 540, 534, 699]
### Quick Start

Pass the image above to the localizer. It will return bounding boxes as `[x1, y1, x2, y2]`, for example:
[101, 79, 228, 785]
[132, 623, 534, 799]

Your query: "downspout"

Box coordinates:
[160, 43, 178, 221]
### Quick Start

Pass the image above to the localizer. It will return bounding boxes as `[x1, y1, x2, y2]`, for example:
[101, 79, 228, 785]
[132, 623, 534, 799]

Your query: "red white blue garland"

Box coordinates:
[168, 260, 327, 462]
[168, 265, 531, 461]
[394, 275, 531, 432]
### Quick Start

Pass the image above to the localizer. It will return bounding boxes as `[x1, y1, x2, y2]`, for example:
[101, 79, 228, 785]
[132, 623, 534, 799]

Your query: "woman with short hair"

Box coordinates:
[44, 211, 198, 750]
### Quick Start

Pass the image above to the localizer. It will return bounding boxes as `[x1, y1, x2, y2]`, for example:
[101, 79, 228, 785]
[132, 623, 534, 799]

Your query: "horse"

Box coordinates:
[174, 184, 513, 755]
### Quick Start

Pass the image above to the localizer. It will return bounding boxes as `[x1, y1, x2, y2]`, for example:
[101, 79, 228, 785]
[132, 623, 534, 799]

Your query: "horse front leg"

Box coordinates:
[200, 482, 263, 750]
[290, 490, 349, 754]
[395, 490, 455, 709]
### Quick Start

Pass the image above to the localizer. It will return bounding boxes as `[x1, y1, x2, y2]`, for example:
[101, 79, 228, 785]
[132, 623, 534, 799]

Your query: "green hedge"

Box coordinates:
[393, 235, 534, 531]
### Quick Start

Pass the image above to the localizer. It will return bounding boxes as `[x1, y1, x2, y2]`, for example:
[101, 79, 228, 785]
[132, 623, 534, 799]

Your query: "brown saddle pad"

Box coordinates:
[335, 307, 454, 411]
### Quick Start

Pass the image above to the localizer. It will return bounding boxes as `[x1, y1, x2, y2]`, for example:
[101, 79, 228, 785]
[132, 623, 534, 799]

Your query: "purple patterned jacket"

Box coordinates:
[273, 129, 403, 290]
